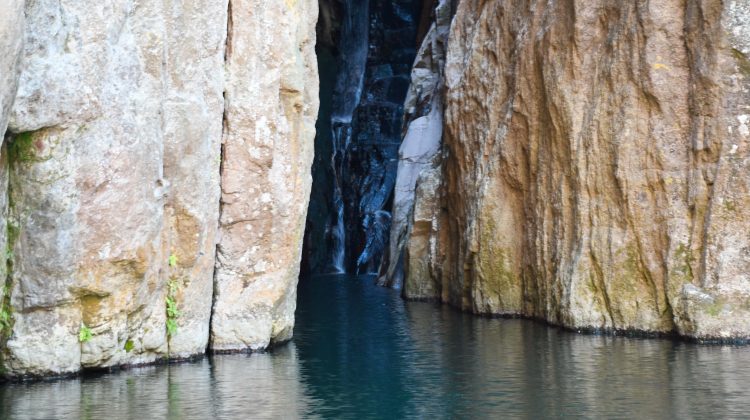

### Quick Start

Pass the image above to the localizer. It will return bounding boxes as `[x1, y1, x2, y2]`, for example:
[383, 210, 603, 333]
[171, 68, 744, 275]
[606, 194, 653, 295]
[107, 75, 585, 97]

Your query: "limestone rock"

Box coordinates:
[2, 0, 227, 376]
[0, 0, 318, 377]
[406, 0, 750, 340]
[211, 0, 318, 352]
[0, 0, 23, 137]
[0, 0, 23, 371]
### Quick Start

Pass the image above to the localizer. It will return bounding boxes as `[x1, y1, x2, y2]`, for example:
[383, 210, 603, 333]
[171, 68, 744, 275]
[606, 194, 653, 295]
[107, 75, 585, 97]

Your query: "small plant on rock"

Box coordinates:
[0, 285, 12, 337]
[79, 324, 93, 343]
[165, 292, 180, 337]
[165, 252, 181, 337]
[0, 307, 11, 335]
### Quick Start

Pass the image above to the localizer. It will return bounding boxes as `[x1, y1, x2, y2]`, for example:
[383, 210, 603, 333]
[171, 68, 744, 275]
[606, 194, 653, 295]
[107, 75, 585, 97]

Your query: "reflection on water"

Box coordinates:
[0, 344, 315, 419]
[3, 274, 750, 418]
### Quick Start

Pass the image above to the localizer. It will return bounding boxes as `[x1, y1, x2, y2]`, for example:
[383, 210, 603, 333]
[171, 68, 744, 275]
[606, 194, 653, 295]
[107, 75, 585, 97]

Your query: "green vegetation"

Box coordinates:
[0, 285, 11, 336]
[1, 200, 19, 340]
[166, 293, 180, 337]
[168, 253, 178, 268]
[79, 324, 93, 343]
[165, 253, 181, 338]
[124, 339, 135, 353]
[8, 131, 38, 164]
[732, 48, 750, 77]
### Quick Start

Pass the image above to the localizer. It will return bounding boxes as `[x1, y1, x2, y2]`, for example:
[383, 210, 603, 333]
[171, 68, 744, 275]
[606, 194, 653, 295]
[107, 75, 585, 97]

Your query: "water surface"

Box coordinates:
[2, 274, 750, 418]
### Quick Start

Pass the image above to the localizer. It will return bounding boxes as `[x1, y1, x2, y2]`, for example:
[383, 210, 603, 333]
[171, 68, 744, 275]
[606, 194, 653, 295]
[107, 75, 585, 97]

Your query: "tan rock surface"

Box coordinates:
[211, 0, 318, 352]
[406, 0, 750, 339]
[378, 0, 450, 292]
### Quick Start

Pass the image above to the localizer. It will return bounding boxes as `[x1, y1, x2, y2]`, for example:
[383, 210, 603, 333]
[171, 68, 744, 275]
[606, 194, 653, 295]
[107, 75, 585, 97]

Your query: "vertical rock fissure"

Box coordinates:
[0, 142, 12, 370]
[208, 0, 233, 354]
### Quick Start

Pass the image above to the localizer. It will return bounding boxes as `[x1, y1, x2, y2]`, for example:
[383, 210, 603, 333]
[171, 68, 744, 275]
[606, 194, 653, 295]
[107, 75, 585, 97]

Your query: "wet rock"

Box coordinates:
[304, 0, 422, 275]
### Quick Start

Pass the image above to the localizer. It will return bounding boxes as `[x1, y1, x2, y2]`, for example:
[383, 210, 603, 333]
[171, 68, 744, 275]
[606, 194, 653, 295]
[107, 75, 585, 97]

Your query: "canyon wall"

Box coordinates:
[0, 0, 318, 378]
[401, 0, 750, 340]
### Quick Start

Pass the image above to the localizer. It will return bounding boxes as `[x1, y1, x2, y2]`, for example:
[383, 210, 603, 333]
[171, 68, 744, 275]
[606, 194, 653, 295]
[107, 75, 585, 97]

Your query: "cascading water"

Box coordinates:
[327, 0, 369, 273]
[328, 123, 351, 273]
[303, 0, 423, 276]
[342, 0, 422, 275]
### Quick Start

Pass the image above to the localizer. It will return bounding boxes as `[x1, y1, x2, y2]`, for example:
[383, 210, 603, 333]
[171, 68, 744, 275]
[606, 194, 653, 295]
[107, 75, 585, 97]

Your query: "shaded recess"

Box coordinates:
[302, 0, 424, 275]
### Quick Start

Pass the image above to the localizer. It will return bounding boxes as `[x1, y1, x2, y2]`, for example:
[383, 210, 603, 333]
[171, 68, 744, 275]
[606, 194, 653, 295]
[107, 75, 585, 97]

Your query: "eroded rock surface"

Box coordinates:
[0, 0, 23, 137]
[403, 0, 750, 340]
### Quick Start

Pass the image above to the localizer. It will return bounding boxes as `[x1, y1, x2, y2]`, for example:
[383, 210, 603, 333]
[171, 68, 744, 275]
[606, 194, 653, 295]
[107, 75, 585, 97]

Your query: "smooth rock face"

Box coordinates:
[211, 0, 318, 352]
[405, 0, 750, 340]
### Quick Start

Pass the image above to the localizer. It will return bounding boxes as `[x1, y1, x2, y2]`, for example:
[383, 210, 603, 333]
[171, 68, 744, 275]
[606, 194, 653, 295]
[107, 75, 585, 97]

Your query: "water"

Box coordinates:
[3, 274, 750, 419]
[325, 0, 370, 274]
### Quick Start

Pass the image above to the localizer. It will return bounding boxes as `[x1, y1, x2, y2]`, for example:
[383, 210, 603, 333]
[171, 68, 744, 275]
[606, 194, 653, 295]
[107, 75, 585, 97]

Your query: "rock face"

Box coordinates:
[0, 0, 318, 377]
[400, 0, 750, 340]
[211, 0, 318, 352]
[1, 0, 228, 376]
[0, 0, 24, 137]
[378, 0, 452, 291]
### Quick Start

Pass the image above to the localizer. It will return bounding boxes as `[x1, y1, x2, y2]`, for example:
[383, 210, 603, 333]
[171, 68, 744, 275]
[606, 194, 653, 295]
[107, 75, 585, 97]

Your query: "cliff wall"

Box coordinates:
[401, 0, 750, 340]
[0, 0, 318, 377]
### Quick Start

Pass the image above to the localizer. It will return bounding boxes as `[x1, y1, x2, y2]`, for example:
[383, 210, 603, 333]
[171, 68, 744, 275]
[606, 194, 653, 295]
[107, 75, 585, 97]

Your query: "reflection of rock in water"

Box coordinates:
[210, 344, 315, 418]
[3, 276, 750, 417]
[0, 346, 312, 419]
[403, 303, 750, 418]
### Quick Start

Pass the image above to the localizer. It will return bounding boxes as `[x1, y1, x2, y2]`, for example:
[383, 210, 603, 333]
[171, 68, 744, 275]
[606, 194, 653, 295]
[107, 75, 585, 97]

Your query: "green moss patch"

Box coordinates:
[731, 48, 750, 77]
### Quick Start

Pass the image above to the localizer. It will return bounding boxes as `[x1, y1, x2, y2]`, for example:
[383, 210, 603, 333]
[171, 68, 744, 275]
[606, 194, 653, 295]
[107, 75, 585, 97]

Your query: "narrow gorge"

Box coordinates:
[0, 0, 749, 388]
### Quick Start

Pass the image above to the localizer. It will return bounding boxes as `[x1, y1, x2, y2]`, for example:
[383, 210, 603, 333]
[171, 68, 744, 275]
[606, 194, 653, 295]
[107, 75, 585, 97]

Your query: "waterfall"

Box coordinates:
[328, 123, 352, 273]
[326, 0, 369, 273]
[304, 0, 422, 276]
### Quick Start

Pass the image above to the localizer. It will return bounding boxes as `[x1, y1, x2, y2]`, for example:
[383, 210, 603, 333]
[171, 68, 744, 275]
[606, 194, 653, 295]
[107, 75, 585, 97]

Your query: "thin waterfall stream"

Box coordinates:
[327, 0, 370, 273]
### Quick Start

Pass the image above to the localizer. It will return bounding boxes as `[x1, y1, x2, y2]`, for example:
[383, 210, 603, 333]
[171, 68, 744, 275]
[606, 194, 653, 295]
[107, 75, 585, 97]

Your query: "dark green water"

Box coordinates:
[2, 274, 750, 419]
